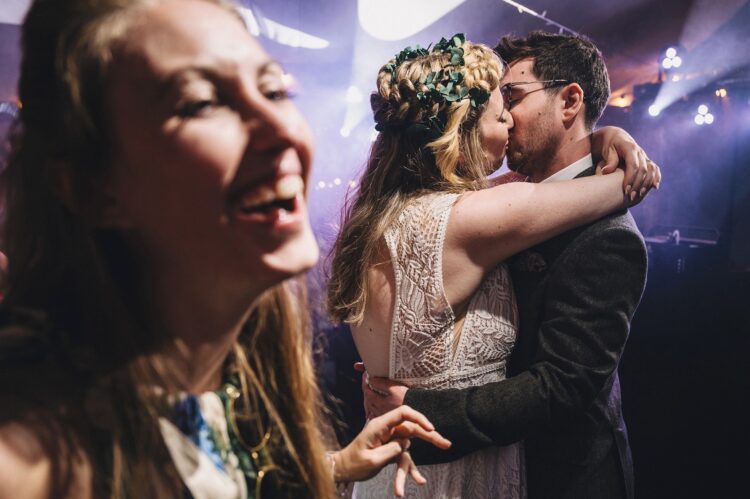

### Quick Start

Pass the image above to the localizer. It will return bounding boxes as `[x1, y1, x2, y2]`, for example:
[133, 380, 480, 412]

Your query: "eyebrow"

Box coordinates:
[158, 59, 284, 97]
[258, 60, 284, 76]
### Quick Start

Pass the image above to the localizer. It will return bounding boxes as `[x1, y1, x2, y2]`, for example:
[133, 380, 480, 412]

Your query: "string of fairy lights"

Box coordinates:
[314, 178, 358, 191]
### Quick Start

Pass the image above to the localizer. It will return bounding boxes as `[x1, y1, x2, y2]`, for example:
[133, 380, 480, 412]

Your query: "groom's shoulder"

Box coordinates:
[559, 209, 646, 264]
[571, 168, 644, 241]
[511, 210, 646, 275]
[583, 207, 641, 234]
[586, 209, 644, 243]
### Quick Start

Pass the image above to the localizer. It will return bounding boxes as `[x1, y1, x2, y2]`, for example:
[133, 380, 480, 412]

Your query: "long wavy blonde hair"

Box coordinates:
[328, 40, 504, 325]
[1, 0, 333, 497]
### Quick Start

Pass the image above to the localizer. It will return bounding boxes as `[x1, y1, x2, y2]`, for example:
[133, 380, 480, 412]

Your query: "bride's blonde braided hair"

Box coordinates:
[328, 36, 507, 324]
[372, 39, 503, 185]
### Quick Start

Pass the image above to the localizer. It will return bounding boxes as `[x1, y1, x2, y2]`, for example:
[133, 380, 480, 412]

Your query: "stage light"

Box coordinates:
[609, 93, 632, 108]
[333, 178, 342, 186]
[648, 105, 661, 117]
[716, 88, 728, 98]
[237, 7, 329, 49]
[0, 101, 19, 118]
[694, 104, 714, 126]
[317, 180, 326, 189]
[358, 0, 467, 41]
[345, 86, 363, 104]
[660, 45, 684, 76]
[340, 127, 351, 137]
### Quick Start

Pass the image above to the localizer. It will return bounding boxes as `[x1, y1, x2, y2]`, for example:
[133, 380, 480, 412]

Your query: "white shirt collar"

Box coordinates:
[540, 154, 594, 183]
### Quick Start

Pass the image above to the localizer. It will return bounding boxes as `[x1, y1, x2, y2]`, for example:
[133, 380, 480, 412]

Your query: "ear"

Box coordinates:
[90, 174, 134, 229]
[46, 160, 133, 229]
[46, 159, 80, 214]
[559, 83, 584, 122]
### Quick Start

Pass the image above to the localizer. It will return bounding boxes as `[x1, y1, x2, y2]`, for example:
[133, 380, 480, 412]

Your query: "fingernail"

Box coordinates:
[625, 185, 632, 195]
[640, 187, 646, 197]
[630, 191, 637, 202]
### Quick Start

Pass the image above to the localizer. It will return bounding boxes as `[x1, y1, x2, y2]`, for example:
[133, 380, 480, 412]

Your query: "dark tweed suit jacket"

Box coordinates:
[404, 167, 647, 499]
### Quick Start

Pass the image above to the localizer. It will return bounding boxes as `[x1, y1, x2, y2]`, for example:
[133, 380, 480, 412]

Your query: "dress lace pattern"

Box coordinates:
[354, 192, 525, 498]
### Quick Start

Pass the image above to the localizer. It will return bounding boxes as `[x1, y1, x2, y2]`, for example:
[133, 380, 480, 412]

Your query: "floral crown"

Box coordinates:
[375, 33, 491, 139]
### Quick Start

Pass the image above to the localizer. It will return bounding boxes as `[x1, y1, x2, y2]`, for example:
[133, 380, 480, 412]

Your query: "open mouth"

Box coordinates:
[230, 174, 305, 221]
[238, 196, 296, 214]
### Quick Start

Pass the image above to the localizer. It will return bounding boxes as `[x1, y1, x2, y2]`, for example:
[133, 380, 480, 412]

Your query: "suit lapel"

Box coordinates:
[508, 166, 598, 373]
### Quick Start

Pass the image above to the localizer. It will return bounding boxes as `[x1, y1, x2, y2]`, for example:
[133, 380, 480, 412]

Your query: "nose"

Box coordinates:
[238, 89, 313, 178]
[502, 107, 514, 129]
[244, 98, 297, 153]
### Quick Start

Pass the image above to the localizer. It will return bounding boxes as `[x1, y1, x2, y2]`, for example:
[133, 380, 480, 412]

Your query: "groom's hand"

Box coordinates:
[355, 362, 409, 419]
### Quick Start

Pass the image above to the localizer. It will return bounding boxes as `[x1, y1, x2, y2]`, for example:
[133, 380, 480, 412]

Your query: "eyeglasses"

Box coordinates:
[500, 79, 570, 109]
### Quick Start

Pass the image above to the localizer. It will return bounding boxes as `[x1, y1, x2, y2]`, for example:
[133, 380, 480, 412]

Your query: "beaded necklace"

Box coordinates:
[168, 374, 283, 499]
[216, 375, 280, 498]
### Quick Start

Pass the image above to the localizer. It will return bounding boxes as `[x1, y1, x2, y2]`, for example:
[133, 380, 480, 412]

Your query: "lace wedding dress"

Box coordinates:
[352, 193, 525, 498]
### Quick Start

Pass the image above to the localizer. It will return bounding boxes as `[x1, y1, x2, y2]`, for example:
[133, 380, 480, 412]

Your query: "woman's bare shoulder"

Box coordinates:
[0, 422, 53, 498]
[0, 421, 92, 499]
[0, 308, 93, 498]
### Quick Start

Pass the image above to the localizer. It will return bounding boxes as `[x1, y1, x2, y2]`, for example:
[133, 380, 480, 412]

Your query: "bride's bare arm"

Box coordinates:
[450, 171, 626, 267]
[443, 159, 658, 305]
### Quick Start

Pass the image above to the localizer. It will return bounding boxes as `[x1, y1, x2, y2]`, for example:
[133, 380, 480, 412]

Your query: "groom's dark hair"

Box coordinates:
[495, 31, 610, 130]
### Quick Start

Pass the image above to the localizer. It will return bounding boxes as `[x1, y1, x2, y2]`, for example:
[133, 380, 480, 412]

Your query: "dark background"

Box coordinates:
[2, 1, 749, 497]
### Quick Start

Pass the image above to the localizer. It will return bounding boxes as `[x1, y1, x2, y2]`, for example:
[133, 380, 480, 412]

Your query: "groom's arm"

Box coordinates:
[398, 220, 647, 465]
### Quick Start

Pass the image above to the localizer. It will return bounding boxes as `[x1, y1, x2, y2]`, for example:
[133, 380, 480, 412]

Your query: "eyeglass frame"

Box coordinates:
[500, 79, 571, 110]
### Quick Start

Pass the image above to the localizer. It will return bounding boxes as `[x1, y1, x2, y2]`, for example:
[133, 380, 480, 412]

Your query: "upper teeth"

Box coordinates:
[238, 174, 304, 209]
[276, 175, 304, 200]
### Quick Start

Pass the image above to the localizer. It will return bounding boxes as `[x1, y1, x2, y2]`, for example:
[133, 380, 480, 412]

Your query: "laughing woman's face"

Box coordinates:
[105, 0, 318, 300]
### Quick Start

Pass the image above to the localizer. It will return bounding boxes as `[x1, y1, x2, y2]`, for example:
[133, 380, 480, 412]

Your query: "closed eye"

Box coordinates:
[264, 88, 295, 102]
[258, 60, 296, 102]
[176, 99, 218, 118]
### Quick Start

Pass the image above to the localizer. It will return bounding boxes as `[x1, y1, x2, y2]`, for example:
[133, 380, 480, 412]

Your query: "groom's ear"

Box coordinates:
[560, 83, 584, 122]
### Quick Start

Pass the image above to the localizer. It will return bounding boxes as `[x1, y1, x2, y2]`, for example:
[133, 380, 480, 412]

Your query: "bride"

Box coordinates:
[327, 35, 658, 497]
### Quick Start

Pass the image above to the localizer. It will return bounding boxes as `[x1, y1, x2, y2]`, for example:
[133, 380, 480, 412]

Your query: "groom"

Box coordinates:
[362, 32, 648, 499]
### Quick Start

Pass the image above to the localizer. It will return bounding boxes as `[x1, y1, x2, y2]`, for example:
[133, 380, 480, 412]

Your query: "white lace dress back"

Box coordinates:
[352, 192, 525, 498]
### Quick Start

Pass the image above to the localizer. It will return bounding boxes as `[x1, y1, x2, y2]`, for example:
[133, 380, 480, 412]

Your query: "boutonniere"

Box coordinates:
[513, 251, 547, 273]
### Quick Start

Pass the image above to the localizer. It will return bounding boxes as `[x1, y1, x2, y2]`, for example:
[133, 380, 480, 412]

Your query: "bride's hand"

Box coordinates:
[592, 126, 662, 202]
[331, 405, 451, 496]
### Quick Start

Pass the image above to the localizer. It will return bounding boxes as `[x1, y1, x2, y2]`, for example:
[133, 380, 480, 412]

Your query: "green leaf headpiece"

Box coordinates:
[377, 33, 491, 138]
